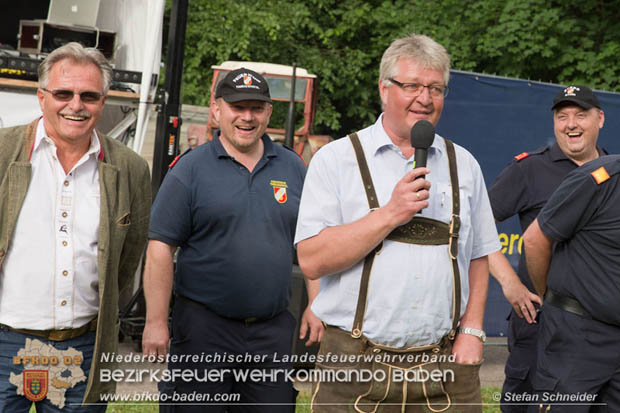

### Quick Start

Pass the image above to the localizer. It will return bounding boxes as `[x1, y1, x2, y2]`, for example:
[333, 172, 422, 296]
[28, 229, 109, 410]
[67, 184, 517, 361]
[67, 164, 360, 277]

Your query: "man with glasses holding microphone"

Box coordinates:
[0, 42, 151, 411]
[295, 33, 499, 412]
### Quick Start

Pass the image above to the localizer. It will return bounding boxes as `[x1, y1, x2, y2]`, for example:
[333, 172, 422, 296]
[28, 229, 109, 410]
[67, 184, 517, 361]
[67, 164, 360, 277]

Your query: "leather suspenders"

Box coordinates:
[348, 132, 461, 348]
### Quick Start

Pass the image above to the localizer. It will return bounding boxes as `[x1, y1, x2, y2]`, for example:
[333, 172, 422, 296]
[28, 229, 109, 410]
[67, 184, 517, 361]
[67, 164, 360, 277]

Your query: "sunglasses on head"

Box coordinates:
[41, 88, 104, 103]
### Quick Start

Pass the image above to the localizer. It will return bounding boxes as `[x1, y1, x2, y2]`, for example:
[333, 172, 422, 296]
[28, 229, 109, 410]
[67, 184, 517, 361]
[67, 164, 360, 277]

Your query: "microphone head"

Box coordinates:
[410, 120, 435, 149]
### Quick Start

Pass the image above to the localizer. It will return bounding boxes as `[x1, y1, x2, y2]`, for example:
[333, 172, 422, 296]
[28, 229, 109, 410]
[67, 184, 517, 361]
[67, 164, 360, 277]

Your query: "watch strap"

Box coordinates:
[457, 327, 486, 342]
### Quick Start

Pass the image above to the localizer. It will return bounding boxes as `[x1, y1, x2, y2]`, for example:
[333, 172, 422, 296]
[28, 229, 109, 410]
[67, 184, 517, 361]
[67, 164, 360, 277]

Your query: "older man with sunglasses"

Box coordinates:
[0, 42, 151, 411]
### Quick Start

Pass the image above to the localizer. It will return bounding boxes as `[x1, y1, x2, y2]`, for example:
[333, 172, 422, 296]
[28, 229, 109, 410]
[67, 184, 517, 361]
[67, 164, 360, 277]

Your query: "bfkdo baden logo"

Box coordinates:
[24, 370, 49, 402]
[11, 338, 86, 408]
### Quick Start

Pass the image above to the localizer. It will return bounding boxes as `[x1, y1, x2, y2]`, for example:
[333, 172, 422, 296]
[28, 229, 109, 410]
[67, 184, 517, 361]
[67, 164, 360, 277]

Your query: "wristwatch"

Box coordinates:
[457, 327, 486, 342]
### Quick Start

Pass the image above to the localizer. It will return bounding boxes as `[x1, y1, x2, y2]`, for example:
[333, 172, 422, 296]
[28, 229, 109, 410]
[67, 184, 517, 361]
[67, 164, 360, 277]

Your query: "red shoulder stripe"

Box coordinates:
[168, 155, 181, 169]
[514, 152, 530, 161]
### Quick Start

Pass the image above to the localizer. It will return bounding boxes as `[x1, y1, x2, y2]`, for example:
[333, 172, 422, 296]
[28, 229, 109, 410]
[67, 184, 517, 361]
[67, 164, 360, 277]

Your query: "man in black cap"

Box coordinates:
[142, 67, 323, 412]
[487, 85, 606, 412]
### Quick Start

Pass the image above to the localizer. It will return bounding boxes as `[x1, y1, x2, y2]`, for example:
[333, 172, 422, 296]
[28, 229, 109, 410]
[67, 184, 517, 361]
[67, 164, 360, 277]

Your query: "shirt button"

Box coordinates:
[62, 241, 68, 247]
[62, 270, 69, 276]
[61, 300, 67, 306]
[62, 212, 68, 218]
[64, 181, 69, 187]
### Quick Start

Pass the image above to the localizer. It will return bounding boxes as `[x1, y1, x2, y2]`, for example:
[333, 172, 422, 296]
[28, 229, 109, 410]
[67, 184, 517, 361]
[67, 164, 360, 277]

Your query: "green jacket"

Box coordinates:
[0, 120, 151, 404]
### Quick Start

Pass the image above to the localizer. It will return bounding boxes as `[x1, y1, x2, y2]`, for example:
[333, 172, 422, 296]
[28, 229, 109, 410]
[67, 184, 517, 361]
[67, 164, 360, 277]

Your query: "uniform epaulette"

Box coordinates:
[514, 152, 530, 161]
[168, 148, 192, 169]
[591, 157, 620, 184]
[591, 167, 610, 184]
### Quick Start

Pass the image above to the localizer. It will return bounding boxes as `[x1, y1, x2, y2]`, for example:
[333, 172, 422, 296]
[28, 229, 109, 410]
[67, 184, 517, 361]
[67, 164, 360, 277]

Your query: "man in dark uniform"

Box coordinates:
[523, 154, 620, 412]
[142, 68, 323, 412]
[487, 85, 606, 411]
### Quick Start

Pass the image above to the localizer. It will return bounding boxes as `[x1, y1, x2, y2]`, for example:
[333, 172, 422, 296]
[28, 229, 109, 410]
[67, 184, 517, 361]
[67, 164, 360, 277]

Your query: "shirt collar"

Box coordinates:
[33, 117, 102, 160]
[549, 141, 568, 162]
[370, 113, 444, 157]
[549, 141, 607, 162]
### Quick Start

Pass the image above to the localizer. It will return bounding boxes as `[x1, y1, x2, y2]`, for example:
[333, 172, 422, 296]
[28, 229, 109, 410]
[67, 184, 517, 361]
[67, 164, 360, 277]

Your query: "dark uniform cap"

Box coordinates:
[552, 85, 600, 110]
[215, 68, 272, 104]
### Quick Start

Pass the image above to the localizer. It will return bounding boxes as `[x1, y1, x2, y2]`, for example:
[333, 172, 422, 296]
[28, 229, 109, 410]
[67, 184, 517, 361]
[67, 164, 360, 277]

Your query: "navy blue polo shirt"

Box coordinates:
[538, 155, 620, 325]
[488, 142, 606, 291]
[149, 132, 306, 320]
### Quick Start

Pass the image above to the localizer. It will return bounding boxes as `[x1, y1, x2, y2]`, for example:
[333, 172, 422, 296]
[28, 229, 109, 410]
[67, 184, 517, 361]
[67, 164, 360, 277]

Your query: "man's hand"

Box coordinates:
[383, 167, 431, 227]
[299, 306, 324, 346]
[502, 277, 542, 323]
[489, 250, 541, 324]
[452, 333, 483, 364]
[142, 319, 170, 360]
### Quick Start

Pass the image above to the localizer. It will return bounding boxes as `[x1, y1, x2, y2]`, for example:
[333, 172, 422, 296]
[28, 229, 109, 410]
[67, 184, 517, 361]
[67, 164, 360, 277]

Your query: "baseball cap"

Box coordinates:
[215, 68, 272, 104]
[552, 85, 600, 110]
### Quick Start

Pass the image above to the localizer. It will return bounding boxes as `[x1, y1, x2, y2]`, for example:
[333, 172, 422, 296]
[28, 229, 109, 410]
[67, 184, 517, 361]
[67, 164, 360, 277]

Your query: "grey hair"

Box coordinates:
[379, 34, 451, 87]
[38, 42, 113, 94]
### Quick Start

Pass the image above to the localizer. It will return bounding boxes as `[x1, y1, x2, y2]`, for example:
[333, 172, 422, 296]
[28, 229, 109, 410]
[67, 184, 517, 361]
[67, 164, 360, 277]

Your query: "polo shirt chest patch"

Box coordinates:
[270, 180, 288, 204]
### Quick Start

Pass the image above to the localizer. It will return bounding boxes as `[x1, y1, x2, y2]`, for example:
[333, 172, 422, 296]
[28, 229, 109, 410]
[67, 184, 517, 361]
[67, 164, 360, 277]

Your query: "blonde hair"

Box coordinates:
[38, 42, 113, 94]
[379, 34, 450, 87]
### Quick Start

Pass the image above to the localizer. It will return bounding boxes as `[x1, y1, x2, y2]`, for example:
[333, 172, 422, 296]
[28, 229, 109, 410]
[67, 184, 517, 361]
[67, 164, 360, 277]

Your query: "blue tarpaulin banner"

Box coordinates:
[438, 71, 620, 337]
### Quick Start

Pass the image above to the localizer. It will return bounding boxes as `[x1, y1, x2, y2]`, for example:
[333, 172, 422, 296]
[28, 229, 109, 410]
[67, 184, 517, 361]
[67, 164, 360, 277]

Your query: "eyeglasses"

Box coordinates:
[388, 78, 449, 98]
[41, 88, 104, 103]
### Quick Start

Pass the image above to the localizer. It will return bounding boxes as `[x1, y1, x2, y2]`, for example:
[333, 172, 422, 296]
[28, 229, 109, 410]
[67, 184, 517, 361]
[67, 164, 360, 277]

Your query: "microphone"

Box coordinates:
[410, 120, 435, 179]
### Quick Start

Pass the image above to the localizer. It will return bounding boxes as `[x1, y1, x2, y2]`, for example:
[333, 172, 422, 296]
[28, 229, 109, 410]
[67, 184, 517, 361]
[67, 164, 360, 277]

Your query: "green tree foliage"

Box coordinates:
[175, 0, 620, 138]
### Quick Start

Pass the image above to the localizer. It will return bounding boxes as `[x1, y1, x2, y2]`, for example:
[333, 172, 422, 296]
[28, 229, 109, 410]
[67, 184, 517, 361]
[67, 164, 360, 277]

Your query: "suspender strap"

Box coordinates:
[349, 132, 379, 338]
[351, 252, 375, 338]
[347, 132, 461, 342]
[444, 139, 461, 336]
[349, 132, 380, 210]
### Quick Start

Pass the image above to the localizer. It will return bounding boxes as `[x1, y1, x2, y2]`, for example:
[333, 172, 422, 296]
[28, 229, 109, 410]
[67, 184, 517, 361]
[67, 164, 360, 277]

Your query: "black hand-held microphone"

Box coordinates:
[410, 120, 435, 179]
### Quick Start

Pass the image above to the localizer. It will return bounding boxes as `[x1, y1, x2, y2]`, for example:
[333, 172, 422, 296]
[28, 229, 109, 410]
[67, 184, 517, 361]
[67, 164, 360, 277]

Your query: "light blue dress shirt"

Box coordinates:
[294, 115, 500, 347]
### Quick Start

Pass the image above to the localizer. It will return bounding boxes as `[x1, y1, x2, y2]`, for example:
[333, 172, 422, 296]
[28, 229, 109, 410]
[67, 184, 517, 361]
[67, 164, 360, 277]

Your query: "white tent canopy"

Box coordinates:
[0, 0, 164, 156]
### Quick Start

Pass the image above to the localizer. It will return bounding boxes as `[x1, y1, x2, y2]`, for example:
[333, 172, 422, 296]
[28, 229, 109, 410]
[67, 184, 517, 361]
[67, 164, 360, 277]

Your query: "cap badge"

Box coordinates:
[564, 86, 579, 97]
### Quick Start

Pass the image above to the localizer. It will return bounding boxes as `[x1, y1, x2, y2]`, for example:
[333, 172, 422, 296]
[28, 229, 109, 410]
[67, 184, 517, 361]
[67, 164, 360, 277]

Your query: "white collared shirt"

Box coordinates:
[294, 115, 500, 347]
[0, 119, 101, 329]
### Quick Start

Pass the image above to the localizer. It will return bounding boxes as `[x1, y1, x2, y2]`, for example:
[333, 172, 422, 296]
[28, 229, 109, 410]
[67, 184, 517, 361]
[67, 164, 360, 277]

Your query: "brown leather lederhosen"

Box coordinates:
[348, 131, 462, 349]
